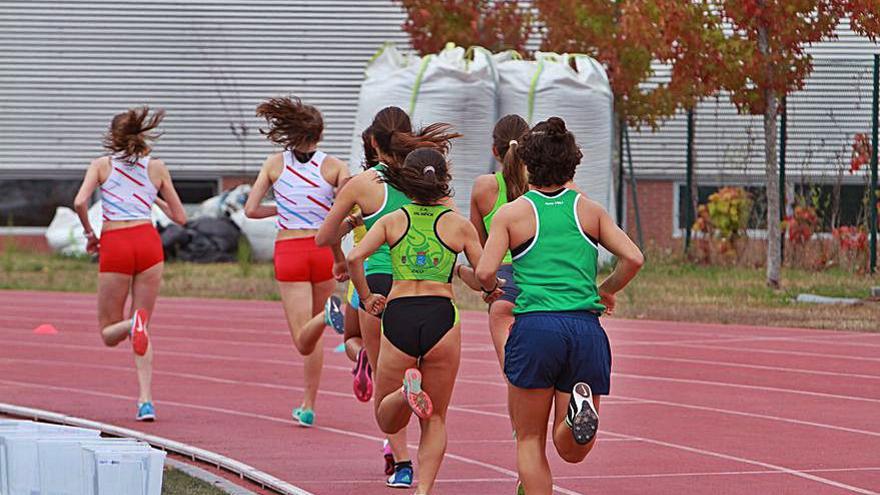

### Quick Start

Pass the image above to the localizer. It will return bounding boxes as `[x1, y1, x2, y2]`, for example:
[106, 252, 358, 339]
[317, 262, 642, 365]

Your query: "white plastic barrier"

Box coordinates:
[0, 426, 99, 495]
[230, 209, 276, 262]
[496, 51, 616, 263]
[349, 43, 499, 212]
[37, 438, 141, 495]
[82, 447, 165, 495]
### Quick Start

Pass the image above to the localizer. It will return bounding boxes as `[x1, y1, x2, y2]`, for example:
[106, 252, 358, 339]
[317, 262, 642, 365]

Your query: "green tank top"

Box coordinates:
[481, 172, 513, 264]
[363, 164, 411, 276]
[390, 204, 457, 283]
[512, 189, 604, 315]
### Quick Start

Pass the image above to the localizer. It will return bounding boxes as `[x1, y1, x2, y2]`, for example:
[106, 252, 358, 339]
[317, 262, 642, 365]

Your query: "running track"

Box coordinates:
[1, 290, 879, 495]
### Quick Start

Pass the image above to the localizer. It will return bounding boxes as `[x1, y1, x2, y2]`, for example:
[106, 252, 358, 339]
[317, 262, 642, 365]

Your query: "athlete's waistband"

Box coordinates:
[100, 222, 156, 237]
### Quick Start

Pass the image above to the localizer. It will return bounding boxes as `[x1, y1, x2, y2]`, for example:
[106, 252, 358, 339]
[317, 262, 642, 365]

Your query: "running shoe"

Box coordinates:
[402, 368, 432, 419]
[293, 407, 315, 427]
[566, 382, 599, 445]
[352, 348, 373, 402]
[130, 309, 150, 356]
[324, 295, 344, 334]
[383, 439, 395, 476]
[385, 461, 413, 489]
[136, 402, 156, 422]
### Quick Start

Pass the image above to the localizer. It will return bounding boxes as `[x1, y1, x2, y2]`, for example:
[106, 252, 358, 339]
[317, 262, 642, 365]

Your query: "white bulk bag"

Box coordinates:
[230, 209, 276, 262]
[496, 51, 615, 263]
[349, 44, 499, 212]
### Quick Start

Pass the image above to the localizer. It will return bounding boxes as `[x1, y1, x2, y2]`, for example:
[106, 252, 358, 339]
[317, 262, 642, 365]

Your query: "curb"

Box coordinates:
[166, 457, 258, 495]
[0, 403, 313, 495]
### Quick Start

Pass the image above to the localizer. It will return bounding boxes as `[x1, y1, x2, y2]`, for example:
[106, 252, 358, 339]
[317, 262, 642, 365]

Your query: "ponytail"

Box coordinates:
[380, 148, 451, 204]
[370, 106, 461, 167]
[492, 114, 529, 201]
[103, 106, 164, 161]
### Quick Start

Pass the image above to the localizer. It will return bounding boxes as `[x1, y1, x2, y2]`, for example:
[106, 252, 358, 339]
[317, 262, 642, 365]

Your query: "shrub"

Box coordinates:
[692, 187, 753, 262]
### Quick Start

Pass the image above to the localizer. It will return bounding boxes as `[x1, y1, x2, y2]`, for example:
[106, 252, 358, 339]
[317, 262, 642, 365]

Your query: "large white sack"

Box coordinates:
[496, 51, 615, 263]
[349, 44, 498, 212]
[230, 209, 276, 262]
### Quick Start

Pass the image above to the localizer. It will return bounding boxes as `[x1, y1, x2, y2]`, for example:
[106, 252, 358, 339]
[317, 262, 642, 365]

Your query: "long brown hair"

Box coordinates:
[369, 106, 461, 167]
[381, 148, 451, 204]
[362, 126, 379, 170]
[492, 114, 529, 201]
[103, 106, 165, 161]
[255, 96, 323, 150]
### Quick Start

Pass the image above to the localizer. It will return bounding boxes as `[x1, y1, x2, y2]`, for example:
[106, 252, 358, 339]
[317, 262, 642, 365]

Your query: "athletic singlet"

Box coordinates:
[273, 150, 335, 230]
[390, 204, 457, 283]
[101, 156, 157, 221]
[362, 164, 410, 276]
[511, 189, 604, 315]
[481, 172, 513, 264]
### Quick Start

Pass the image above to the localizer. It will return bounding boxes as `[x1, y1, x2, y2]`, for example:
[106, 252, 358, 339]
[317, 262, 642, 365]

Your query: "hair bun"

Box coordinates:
[545, 117, 568, 137]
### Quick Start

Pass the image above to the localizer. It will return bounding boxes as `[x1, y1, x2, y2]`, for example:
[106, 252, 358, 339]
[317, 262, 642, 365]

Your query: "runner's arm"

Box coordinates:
[475, 205, 511, 291]
[73, 160, 102, 251]
[244, 159, 278, 219]
[315, 175, 360, 246]
[593, 204, 644, 296]
[155, 160, 187, 225]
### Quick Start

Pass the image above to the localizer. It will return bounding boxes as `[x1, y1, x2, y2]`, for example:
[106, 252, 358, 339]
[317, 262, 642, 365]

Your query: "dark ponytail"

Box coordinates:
[492, 114, 529, 201]
[370, 106, 461, 167]
[362, 126, 379, 170]
[103, 106, 164, 161]
[380, 148, 451, 204]
[518, 116, 582, 187]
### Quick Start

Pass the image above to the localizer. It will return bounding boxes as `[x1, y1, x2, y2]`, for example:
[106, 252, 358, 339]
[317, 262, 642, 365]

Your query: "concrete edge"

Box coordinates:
[0, 403, 314, 495]
[165, 457, 259, 495]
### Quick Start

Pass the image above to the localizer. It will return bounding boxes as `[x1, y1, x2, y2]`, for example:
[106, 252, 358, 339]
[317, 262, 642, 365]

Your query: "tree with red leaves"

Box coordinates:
[395, 0, 532, 55]
[536, 0, 737, 128]
[717, 0, 880, 288]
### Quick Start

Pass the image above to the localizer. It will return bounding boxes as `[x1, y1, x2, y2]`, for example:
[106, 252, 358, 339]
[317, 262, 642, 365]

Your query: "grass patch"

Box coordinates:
[1, 251, 876, 331]
[162, 466, 228, 495]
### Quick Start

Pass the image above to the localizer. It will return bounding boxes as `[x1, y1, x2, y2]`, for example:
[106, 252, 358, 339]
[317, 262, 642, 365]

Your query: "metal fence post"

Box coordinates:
[624, 126, 644, 248]
[616, 118, 625, 228]
[780, 96, 787, 264]
[870, 54, 878, 274]
[684, 109, 695, 254]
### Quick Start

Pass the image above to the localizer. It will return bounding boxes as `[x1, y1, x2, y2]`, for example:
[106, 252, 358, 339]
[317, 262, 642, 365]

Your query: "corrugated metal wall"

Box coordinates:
[629, 23, 880, 182]
[0, 0, 409, 178]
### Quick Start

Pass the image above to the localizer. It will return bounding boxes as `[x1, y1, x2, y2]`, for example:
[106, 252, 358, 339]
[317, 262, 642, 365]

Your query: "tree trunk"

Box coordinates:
[759, 25, 782, 288]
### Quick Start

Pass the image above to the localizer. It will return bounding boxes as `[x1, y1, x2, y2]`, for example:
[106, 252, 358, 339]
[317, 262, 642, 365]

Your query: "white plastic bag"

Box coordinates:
[349, 43, 499, 212]
[230, 209, 276, 262]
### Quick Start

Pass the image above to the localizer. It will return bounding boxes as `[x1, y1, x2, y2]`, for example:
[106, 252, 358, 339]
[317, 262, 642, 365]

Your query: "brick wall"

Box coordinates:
[624, 179, 677, 251]
[1, 234, 50, 253]
[221, 175, 257, 190]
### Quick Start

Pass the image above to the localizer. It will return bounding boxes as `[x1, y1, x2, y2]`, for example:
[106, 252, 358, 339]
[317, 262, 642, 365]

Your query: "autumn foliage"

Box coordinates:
[394, 0, 532, 55]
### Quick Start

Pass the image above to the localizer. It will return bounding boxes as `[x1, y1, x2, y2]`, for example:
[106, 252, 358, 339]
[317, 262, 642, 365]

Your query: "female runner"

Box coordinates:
[476, 117, 643, 495]
[347, 148, 502, 495]
[469, 114, 530, 367]
[73, 106, 187, 421]
[244, 96, 348, 428]
[316, 107, 458, 487]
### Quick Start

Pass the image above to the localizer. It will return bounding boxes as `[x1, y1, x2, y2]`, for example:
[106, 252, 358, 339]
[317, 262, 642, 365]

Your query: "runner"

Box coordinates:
[316, 106, 459, 487]
[469, 114, 530, 368]
[347, 148, 503, 495]
[244, 96, 348, 428]
[72, 106, 187, 422]
[475, 117, 644, 495]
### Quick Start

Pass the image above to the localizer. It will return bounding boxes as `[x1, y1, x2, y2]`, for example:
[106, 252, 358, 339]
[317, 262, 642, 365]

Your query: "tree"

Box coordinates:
[536, 0, 737, 128]
[717, 1, 880, 288]
[395, 0, 532, 55]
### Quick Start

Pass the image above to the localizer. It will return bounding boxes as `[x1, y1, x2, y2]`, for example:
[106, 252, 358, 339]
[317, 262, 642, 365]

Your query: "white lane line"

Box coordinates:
[615, 353, 880, 380]
[0, 378, 582, 495]
[619, 341, 880, 363]
[0, 402, 314, 495]
[599, 430, 879, 494]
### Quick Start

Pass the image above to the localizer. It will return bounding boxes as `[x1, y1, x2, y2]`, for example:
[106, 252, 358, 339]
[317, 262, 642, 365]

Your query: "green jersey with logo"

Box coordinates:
[362, 164, 411, 276]
[390, 204, 457, 283]
[512, 189, 604, 315]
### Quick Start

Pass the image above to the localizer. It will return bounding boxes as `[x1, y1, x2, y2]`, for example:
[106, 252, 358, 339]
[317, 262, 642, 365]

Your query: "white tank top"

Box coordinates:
[101, 156, 158, 221]
[273, 150, 335, 230]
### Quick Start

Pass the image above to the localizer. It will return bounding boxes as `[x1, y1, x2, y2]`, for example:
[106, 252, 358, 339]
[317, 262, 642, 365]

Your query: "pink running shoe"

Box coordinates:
[402, 368, 432, 419]
[352, 348, 373, 402]
[131, 309, 150, 356]
[383, 439, 395, 476]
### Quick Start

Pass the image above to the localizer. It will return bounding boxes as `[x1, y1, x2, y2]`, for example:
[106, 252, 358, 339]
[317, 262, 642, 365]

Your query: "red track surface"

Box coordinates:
[1, 290, 879, 494]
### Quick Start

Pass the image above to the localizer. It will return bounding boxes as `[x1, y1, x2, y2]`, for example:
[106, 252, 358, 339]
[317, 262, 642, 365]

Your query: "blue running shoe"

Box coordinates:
[324, 295, 344, 334]
[293, 407, 315, 427]
[136, 402, 156, 422]
[386, 462, 413, 489]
